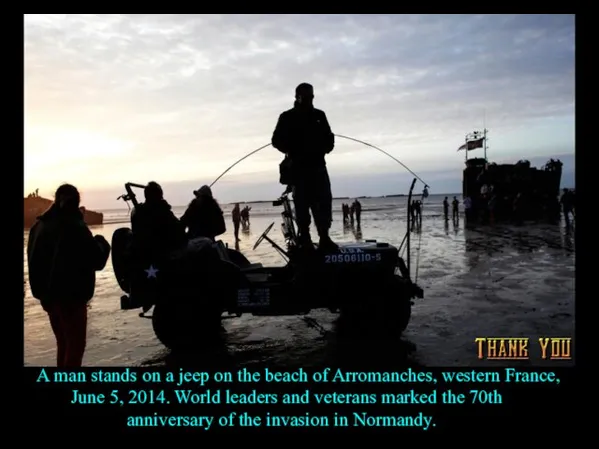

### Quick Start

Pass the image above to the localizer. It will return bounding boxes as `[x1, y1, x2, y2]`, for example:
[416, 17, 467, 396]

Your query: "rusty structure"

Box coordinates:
[459, 130, 562, 223]
[24, 191, 103, 229]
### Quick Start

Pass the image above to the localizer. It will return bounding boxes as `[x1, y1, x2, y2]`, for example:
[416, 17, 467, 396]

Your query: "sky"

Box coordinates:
[24, 14, 575, 209]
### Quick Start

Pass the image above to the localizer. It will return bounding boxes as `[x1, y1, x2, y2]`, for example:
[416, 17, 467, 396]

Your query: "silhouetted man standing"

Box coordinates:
[452, 196, 459, 221]
[353, 199, 362, 227]
[272, 83, 337, 251]
[443, 196, 449, 221]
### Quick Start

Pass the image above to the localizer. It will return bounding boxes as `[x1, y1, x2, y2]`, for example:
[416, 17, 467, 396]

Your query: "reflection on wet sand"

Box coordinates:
[342, 221, 363, 240]
[139, 220, 575, 369]
[141, 316, 419, 371]
[463, 222, 575, 256]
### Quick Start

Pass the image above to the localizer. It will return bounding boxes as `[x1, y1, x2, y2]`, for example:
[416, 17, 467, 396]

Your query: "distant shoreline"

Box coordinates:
[95, 193, 465, 212]
[237, 193, 414, 205]
[224, 192, 468, 206]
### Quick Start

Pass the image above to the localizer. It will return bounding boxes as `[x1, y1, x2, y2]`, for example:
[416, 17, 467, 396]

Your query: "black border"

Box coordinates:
[18, 13, 583, 435]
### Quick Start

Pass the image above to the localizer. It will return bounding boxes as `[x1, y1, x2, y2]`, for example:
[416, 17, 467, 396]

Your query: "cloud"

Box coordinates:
[24, 14, 575, 201]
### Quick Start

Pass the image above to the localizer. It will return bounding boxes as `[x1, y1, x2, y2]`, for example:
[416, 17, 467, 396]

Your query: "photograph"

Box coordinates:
[24, 14, 575, 371]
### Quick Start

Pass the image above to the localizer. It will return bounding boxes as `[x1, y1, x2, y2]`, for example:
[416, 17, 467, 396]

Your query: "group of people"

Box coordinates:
[444, 186, 574, 226]
[131, 182, 227, 256]
[27, 82, 340, 367]
[463, 182, 573, 226]
[442, 196, 461, 222]
[341, 200, 362, 226]
[27, 181, 228, 367]
[410, 200, 424, 225]
[131, 82, 338, 253]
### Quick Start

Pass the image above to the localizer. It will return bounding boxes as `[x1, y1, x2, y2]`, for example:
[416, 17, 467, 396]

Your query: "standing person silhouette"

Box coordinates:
[272, 82, 337, 251]
[232, 203, 241, 241]
[452, 196, 460, 221]
[353, 199, 362, 227]
[27, 184, 110, 367]
[443, 196, 449, 221]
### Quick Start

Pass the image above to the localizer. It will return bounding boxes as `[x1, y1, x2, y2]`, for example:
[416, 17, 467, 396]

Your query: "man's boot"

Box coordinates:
[297, 229, 314, 250]
[318, 230, 338, 252]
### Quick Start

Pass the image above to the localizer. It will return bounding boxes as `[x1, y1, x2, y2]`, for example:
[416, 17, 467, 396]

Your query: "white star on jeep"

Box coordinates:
[145, 265, 159, 279]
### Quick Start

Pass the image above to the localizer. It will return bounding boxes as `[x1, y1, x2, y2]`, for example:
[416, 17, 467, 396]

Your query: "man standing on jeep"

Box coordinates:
[272, 83, 337, 251]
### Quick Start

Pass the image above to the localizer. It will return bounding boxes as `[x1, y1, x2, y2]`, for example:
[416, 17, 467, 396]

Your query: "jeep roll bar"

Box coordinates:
[116, 182, 147, 208]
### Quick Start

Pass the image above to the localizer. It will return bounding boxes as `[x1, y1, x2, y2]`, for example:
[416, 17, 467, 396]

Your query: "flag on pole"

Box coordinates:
[467, 137, 484, 150]
[457, 137, 484, 151]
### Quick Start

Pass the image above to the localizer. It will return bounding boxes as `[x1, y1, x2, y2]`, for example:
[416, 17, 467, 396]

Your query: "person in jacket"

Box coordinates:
[27, 184, 110, 367]
[232, 203, 241, 241]
[452, 197, 460, 221]
[342, 203, 349, 224]
[443, 197, 449, 221]
[180, 185, 226, 241]
[240, 205, 251, 228]
[560, 188, 575, 225]
[353, 199, 362, 227]
[130, 181, 186, 256]
[272, 82, 337, 251]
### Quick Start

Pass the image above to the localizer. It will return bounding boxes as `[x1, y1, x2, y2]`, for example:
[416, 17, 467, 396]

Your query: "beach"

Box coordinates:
[23, 194, 575, 367]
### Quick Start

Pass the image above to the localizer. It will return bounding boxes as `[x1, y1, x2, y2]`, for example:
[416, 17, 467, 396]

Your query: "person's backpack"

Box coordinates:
[93, 235, 111, 270]
[279, 155, 293, 185]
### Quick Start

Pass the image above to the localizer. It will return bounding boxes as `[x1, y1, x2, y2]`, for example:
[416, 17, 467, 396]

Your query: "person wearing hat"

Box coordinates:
[180, 185, 226, 241]
[194, 185, 212, 198]
[131, 181, 186, 254]
[271, 82, 337, 251]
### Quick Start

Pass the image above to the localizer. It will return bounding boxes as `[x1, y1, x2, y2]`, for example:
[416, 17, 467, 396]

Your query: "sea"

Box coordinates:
[99, 194, 440, 227]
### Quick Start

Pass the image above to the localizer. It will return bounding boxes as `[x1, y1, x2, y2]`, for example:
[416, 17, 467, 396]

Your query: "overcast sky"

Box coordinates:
[24, 14, 575, 209]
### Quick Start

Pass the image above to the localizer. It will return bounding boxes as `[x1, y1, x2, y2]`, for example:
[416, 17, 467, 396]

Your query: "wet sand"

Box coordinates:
[24, 210, 575, 368]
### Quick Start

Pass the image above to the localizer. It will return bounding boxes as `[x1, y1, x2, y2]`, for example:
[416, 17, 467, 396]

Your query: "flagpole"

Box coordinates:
[483, 109, 487, 161]
[465, 133, 468, 163]
[483, 128, 487, 161]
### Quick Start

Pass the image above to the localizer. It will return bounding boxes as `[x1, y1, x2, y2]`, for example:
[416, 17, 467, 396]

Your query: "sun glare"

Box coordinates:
[24, 125, 133, 194]
[26, 126, 131, 160]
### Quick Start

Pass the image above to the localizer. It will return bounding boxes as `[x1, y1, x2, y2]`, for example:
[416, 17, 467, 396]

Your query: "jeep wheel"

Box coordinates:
[152, 299, 222, 351]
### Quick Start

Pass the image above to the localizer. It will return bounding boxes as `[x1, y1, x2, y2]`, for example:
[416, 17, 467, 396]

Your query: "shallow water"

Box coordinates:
[23, 195, 575, 367]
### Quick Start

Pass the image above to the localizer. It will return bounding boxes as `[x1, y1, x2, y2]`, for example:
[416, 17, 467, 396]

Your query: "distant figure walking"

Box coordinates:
[27, 184, 111, 367]
[232, 203, 241, 241]
[349, 203, 355, 225]
[413, 200, 422, 225]
[342, 203, 349, 223]
[241, 206, 251, 228]
[353, 199, 362, 227]
[443, 196, 449, 221]
[452, 196, 459, 221]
